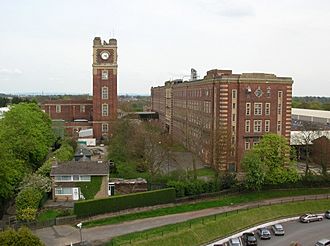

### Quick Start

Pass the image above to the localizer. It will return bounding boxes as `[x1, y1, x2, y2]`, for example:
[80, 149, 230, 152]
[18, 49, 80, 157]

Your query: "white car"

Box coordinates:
[315, 239, 330, 246]
[228, 237, 243, 246]
[299, 213, 323, 223]
[271, 223, 285, 236]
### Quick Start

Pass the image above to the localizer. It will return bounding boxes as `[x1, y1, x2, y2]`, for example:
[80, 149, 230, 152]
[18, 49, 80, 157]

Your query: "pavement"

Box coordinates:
[34, 193, 330, 246]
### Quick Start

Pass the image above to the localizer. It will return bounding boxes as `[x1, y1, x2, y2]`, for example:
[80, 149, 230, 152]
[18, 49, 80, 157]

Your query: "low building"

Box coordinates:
[108, 178, 148, 195]
[50, 160, 109, 201]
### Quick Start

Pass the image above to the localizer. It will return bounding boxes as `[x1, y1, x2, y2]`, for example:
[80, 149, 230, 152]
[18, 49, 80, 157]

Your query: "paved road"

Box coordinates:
[258, 219, 330, 246]
[34, 194, 330, 246]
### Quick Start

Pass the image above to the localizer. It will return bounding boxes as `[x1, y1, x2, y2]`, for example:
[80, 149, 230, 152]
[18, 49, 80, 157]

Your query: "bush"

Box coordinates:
[0, 227, 44, 246]
[75, 176, 103, 200]
[166, 179, 221, 197]
[16, 187, 43, 221]
[74, 188, 176, 217]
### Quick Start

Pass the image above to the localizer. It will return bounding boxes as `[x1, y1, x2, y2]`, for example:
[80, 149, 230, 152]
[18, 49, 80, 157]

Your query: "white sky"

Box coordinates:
[1, 0, 330, 96]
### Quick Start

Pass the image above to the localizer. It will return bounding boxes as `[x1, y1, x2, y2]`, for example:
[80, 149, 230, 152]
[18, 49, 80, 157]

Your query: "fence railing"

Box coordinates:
[109, 194, 330, 246]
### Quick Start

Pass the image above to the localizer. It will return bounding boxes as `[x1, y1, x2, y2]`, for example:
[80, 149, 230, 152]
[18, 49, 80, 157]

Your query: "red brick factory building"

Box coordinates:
[151, 69, 293, 172]
[42, 37, 118, 140]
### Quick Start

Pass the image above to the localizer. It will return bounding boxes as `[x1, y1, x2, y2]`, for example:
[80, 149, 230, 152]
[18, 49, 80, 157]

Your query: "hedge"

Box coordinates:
[74, 188, 176, 217]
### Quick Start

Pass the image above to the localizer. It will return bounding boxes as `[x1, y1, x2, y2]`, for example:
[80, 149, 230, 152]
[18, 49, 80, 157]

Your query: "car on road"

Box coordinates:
[325, 210, 330, 219]
[271, 223, 285, 236]
[242, 232, 257, 245]
[315, 239, 330, 246]
[299, 213, 323, 223]
[257, 228, 271, 240]
[228, 237, 243, 246]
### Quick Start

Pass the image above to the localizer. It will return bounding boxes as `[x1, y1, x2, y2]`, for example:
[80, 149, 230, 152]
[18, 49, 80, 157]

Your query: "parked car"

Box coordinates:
[315, 239, 330, 246]
[271, 224, 285, 236]
[257, 228, 271, 240]
[299, 213, 323, 223]
[325, 210, 330, 219]
[228, 237, 243, 246]
[242, 232, 257, 245]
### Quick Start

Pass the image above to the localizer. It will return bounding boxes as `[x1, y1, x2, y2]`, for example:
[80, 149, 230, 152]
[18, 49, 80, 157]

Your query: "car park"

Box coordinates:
[315, 239, 330, 246]
[257, 228, 271, 240]
[325, 210, 330, 219]
[242, 232, 257, 245]
[299, 214, 323, 223]
[228, 237, 243, 246]
[271, 224, 285, 236]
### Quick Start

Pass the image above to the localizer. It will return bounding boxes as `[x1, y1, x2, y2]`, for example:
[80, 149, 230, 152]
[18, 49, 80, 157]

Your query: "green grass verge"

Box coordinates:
[190, 167, 216, 177]
[109, 199, 330, 246]
[83, 188, 330, 228]
[37, 209, 61, 222]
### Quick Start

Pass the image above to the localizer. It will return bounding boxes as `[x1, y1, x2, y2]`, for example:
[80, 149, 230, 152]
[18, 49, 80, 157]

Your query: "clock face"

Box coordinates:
[100, 51, 110, 60]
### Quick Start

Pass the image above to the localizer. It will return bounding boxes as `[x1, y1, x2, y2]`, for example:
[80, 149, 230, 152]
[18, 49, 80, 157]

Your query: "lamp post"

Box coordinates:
[77, 222, 83, 244]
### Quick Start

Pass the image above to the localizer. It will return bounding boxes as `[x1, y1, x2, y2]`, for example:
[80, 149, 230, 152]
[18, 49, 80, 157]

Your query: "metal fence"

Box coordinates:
[109, 194, 330, 246]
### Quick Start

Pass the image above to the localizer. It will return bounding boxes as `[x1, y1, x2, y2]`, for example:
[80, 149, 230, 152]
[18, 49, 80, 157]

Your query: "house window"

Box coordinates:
[245, 139, 250, 150]
[265, 120, 270, 132]
[232, 89, 237, 99]
[232, 103, 236, 109]
[56, 105, 61, 113]
[277, 121, 282, 132]
[278, 91, 283, 98]
[265, 103, 270, 115]
[102, 70, 108, 80]
[102, 86, 109, 100]
[102, 123, 109, 132]
[254, 103, 262, 116]
[80, 175, 91, 181]
[232, 113, 236, 122]
[54, 176, 72, 181]
[55, 188, 73, 195]
[80, 105, 85, 113]
[278, 103, 282, 114]
[246, 103, 251, 116]
[254, 120, 262, 133]
[253, 138, 260, 146]
[73, 175, 79, 181]
[102, 103, 108, 116]
[245, 120, 250, 133]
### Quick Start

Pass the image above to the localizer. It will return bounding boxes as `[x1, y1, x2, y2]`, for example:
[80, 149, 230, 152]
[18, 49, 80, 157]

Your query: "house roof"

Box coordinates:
[50, 161, 109, 176]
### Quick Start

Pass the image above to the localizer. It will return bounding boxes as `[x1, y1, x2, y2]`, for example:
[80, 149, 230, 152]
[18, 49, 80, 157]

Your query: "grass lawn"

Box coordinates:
[191, 167, 217, 177]
[37, 209, 62, 222]
[83, 187, 330, 228]
[109, 199, 330, 246]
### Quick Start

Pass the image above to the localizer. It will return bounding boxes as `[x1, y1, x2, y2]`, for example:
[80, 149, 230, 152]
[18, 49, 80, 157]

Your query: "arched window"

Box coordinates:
[102, 86, 108, 99]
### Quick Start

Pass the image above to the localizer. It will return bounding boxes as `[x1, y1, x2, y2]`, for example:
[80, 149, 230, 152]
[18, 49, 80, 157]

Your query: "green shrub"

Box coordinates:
[74, 188, 176, 217]
[75, 176, 103, 200]
[16, 187, 43, 221]
[166, 179, 221, 197]
[0, 227, 44, 246]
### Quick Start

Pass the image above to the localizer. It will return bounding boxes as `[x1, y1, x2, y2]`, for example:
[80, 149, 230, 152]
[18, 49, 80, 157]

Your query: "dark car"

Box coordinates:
[271, 224, 285, 236]
[257, 228, 271, 240]
[325, 211, 330, 219]
[299, 213, 323, 223]
[242, 232, 257, 245]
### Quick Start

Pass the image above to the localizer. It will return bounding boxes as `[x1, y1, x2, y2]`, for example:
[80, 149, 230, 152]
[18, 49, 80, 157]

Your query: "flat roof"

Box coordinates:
[292, 108, 330, 119]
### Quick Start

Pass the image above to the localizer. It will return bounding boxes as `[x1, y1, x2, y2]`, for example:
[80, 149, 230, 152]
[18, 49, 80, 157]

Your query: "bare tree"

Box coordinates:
[291, 121, 322, 175]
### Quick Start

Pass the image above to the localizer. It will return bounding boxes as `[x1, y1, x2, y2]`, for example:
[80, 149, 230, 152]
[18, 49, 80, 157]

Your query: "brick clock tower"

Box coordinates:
[92, 37, 118, 140]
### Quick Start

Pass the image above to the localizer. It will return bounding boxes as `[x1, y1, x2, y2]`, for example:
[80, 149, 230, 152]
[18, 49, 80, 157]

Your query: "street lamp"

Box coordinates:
[77, 222, 83, 243]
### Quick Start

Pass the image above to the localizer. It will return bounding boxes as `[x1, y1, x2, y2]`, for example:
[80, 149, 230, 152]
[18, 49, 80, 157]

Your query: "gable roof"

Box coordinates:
[50, 161, 109, 176]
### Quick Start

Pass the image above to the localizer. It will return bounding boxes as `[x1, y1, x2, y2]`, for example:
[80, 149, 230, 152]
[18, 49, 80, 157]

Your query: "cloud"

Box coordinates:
[0, 68, 23, 75]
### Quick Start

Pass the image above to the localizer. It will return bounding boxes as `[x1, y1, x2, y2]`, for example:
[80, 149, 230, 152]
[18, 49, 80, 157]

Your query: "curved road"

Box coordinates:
[35, 194, 330, 246]
[258, 219, 330, 246]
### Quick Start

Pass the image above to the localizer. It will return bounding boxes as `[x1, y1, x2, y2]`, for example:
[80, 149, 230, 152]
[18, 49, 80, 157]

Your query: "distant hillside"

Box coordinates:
[293, 96, 330, 111]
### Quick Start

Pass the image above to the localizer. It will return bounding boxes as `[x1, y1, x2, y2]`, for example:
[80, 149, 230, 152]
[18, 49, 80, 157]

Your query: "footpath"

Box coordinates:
[34, 193, 330, 246]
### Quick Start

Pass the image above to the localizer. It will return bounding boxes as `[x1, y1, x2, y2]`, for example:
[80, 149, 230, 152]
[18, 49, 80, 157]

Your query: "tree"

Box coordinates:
[0, 103, 55, 170]
[0, 227, 44, 246]
[242, 134, 299, 189]
[242, 150, 266, 191]
[291, 121, 322, 175]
